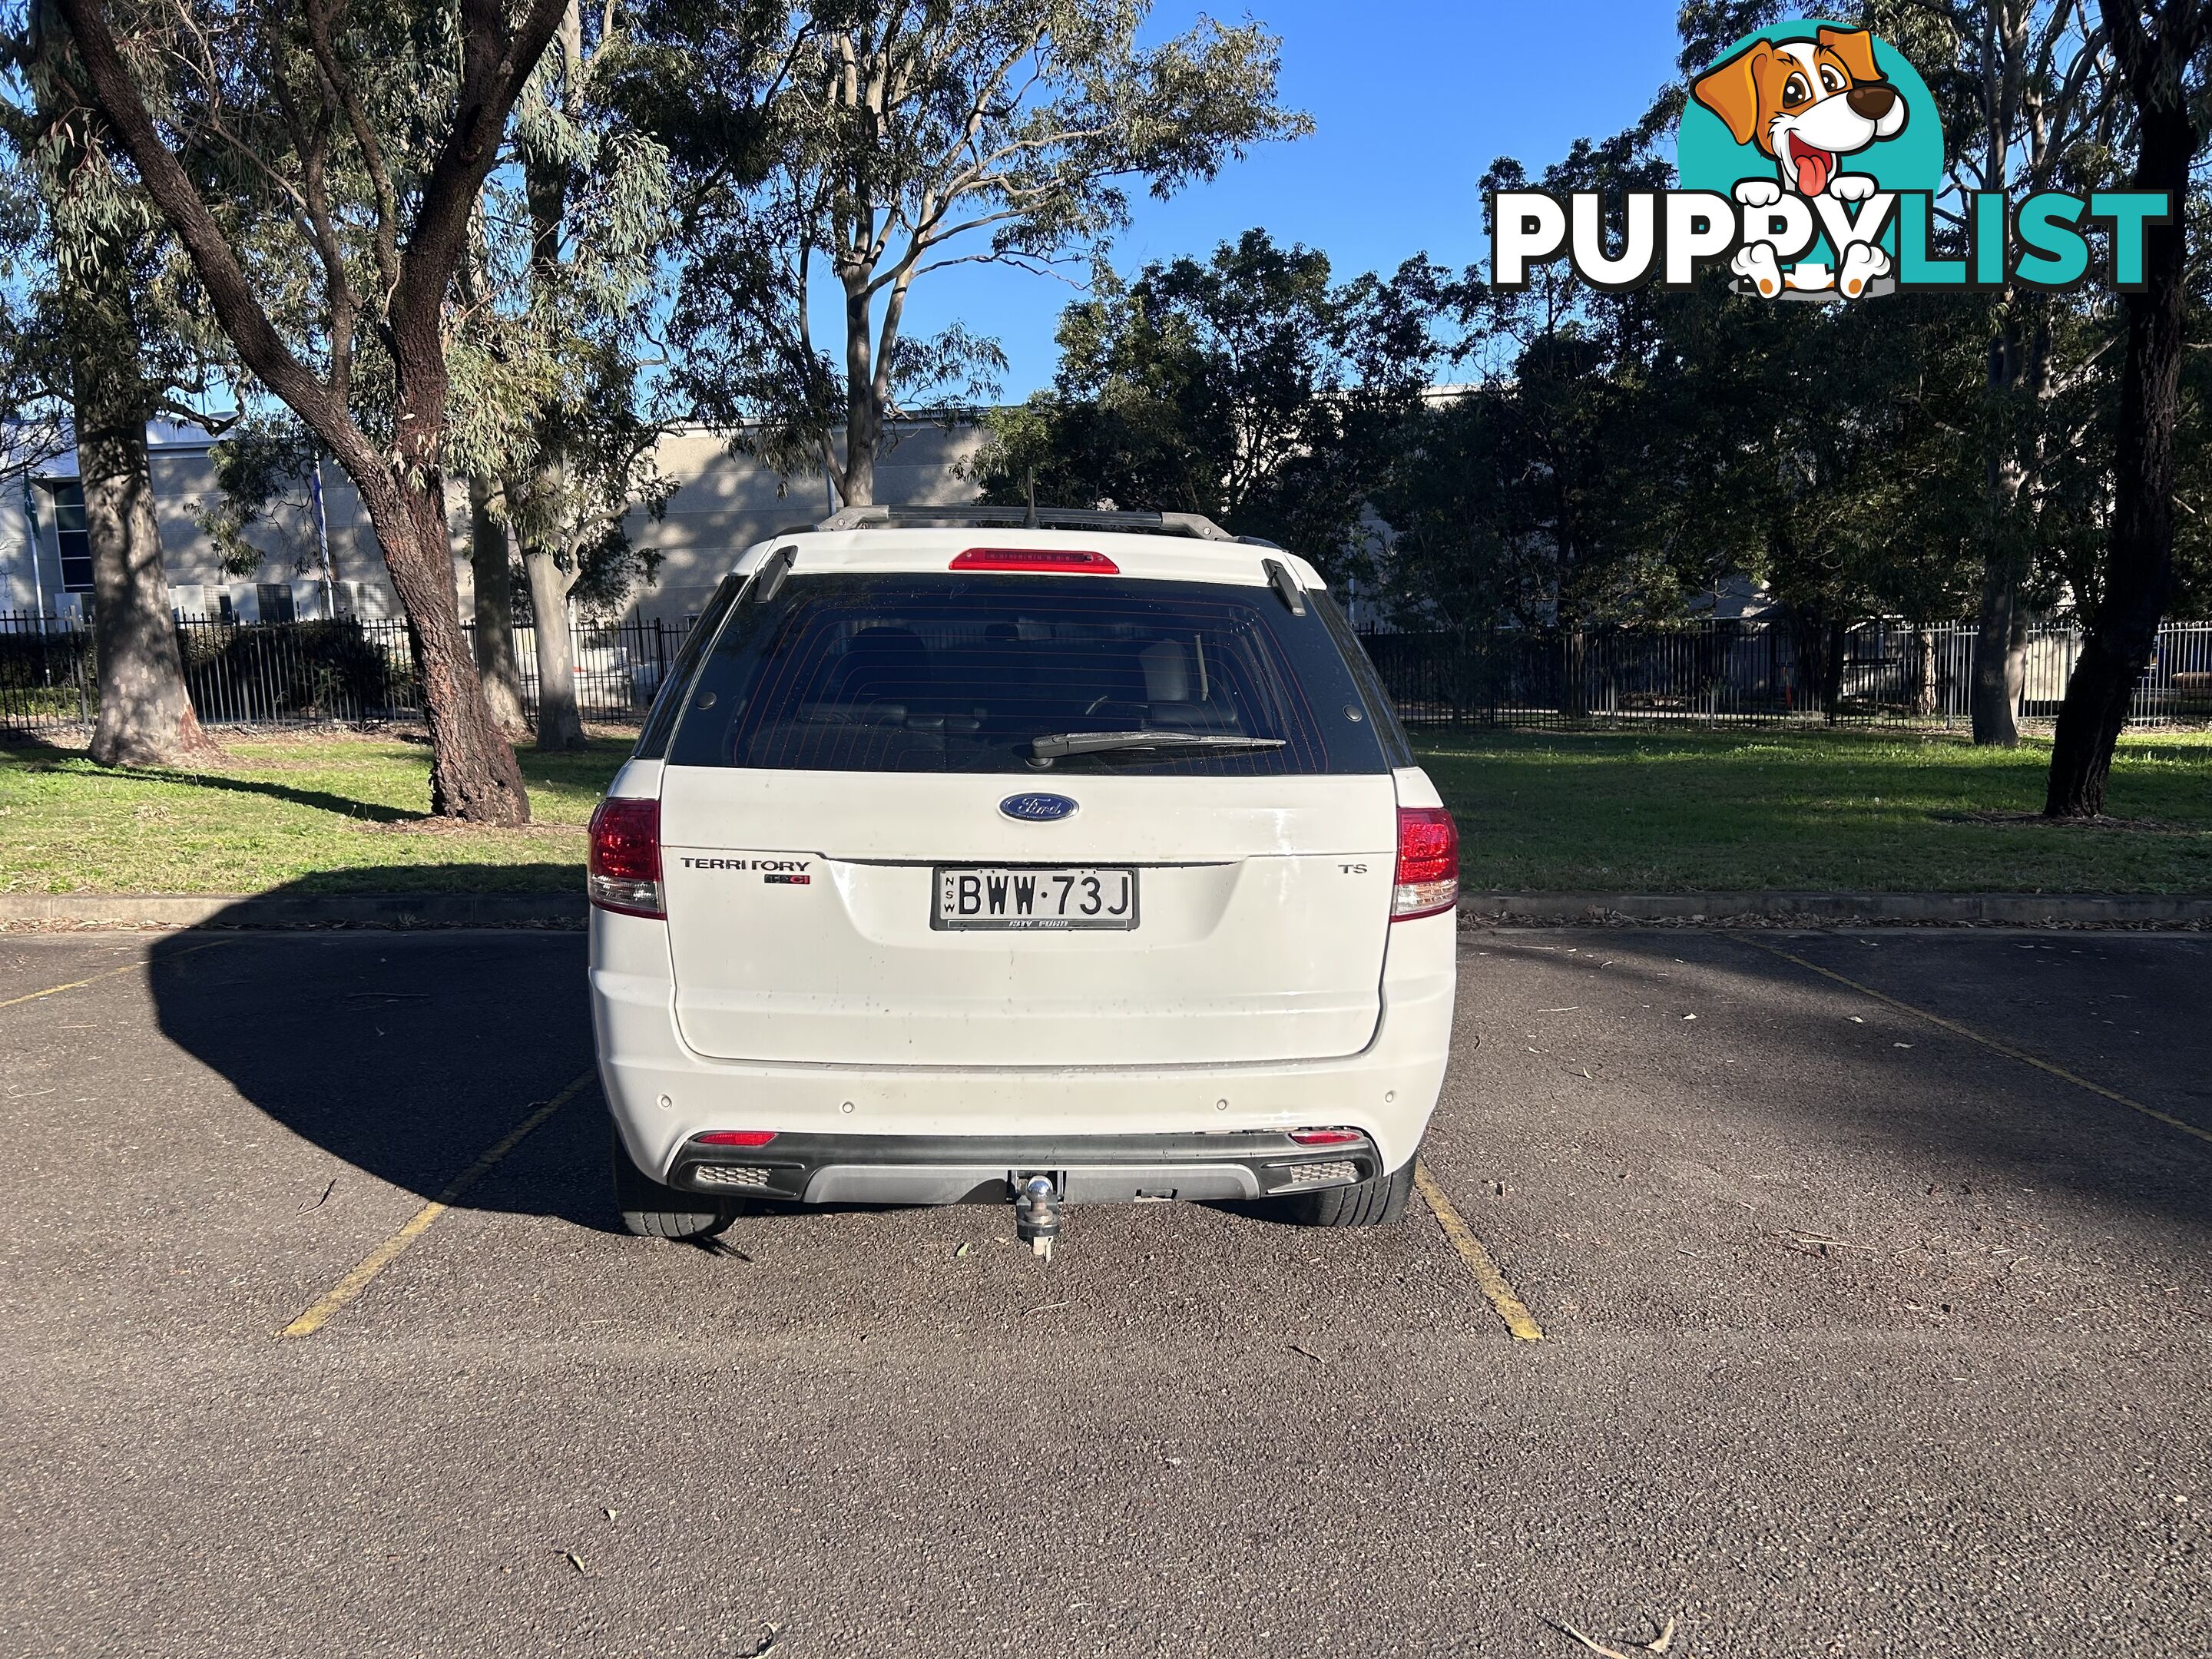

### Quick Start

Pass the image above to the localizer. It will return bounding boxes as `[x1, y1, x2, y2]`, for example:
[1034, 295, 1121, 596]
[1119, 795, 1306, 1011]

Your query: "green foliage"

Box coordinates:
[461, 0, 680, 613]
[972, 229, 1449, 576]
[194, 418, 321, 576]
[177, 617, 401, 718]
[0, 5, 238, 457]
[641, 0, 1309, 501]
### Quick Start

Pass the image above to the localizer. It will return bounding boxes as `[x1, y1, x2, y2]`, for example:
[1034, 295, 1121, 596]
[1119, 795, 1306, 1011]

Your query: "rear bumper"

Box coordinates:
[667, 1128, 1383, 1205]
[591, 906, 1456, 1192]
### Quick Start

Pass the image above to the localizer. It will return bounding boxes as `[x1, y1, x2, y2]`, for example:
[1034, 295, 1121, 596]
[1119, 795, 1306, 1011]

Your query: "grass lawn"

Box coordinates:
[0, 730, 630, 895]
[1419, 726, 2212, 894]
[2, 722, 2207, 897]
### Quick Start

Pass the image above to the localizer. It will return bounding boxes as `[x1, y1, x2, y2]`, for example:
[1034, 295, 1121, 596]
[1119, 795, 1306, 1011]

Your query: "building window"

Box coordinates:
[257, 583, 296, 624]
[51, 483, 92, 594]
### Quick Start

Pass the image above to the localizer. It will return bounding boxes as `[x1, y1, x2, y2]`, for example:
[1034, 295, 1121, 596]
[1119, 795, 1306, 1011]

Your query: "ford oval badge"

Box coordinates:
[999, 792, 1078, 823]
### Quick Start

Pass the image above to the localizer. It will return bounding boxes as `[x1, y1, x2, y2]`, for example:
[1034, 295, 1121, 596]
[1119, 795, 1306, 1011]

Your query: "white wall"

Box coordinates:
[604, 422, 990, 624]
[6, 417, 995, 628]
[0, 484, 55, 614]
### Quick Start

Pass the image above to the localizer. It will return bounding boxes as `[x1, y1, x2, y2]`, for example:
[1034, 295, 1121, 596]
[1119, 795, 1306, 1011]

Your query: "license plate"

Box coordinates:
[934, 866, 1138, 930]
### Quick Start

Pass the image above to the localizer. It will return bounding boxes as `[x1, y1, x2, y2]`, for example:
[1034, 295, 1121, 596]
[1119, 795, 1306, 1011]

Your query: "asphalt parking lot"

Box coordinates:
[3, 926, 2208, 1658]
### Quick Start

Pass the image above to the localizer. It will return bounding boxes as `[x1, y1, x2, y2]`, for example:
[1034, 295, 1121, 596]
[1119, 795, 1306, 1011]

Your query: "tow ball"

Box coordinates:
[1013, 1173, 1063, 1261]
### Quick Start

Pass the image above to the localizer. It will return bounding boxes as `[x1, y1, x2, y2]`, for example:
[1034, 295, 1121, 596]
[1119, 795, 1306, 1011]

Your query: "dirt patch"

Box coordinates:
[1941, 809, 2191, 835]
[356, 816, 580, 841]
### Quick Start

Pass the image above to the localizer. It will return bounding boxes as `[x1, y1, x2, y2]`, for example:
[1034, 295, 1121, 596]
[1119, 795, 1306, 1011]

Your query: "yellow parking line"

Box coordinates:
[1414, 1159, 1544, 1341]
[280, 1069, 598, 1339]
[0, 937, 231, 1011]
[1740, 938, 2212, 1150]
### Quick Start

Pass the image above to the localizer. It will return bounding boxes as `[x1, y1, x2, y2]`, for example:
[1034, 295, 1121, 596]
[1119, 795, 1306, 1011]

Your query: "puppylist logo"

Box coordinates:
[1490, 20, 2171, 300]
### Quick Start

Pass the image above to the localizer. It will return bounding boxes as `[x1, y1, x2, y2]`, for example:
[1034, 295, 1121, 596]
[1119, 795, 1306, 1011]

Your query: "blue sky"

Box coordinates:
[897, 0, 1686, 399]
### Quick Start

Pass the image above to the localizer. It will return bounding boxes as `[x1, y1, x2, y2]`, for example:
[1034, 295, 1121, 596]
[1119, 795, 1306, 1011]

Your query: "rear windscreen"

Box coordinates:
[663, 573, 1389, 777]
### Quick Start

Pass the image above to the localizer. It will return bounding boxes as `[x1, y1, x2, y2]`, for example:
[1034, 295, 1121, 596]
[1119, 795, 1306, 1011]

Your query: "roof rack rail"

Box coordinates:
[811, 504, 1237, 542]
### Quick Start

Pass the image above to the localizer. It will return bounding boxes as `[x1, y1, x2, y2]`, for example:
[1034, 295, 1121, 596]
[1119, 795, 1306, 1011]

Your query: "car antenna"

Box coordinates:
[1024, 468, 1039, 529]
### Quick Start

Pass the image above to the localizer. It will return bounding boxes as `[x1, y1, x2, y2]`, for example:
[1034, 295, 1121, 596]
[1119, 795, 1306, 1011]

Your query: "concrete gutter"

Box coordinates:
[1461, 891, 2212, 928]
[2, 888, 2206, 931]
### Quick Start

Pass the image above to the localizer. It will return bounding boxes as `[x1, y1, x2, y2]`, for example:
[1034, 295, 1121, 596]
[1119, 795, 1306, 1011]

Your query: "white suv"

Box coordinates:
[588, 507, 1458, 1249]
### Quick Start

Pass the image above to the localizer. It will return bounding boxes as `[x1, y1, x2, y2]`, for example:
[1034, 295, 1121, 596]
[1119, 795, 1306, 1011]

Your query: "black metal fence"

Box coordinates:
[1361, 618, 2212, 730]
[0, 611, 690, 735]
[5, 609, 2208, 739]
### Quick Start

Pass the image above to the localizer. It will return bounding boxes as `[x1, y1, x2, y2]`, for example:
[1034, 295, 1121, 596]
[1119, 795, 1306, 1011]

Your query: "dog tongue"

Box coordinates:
[1793, 140, 1833, 196]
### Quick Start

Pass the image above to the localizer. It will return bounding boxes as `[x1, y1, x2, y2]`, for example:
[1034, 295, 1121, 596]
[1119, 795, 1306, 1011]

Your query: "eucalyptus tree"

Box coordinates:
[1676, 0, 2123, 743]
[656, 0, 1308, 508]
[975, 229, 1449, 571]
[2, 2, 222, 767]
[2045, 0, 2212, 816]
[479, 0, 677, 751]
[51, 0, 575, 823]
[1893, 0, 2121, 745]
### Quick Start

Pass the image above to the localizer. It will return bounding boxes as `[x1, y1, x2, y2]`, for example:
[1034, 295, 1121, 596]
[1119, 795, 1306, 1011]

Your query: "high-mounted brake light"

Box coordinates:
[588, 796, 664, 919]
[1289, 1128, 1364, 1146]
[1392, 806, 1459, 921]
[694, 1130, 778, 1148]
[949, 548, 1120, 574]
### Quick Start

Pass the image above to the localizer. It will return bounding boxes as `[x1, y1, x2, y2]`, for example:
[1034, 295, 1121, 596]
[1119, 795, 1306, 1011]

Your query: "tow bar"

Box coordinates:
[1013, 1174, 1063, 1261]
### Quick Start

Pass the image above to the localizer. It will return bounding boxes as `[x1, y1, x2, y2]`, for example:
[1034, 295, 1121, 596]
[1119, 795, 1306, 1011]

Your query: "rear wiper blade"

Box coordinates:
[1028, 730, 1287, 760]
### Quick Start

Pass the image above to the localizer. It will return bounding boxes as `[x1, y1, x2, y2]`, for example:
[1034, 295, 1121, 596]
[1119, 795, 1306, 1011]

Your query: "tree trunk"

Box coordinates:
[468, 472, 527, 737]
[522, 541, 585, 750]
[65, 266, 215, 768]
[841, 276, 879, 506]
[1971, 323, 2028, 745]
[2045, 18, 2194, 817]
[362, 472, 530, 820]
[48, 0, 564, 824]
[1561, 626, 1588, 720]
[1909, 625, 1938, 718]
[1969, 549, 2029, 744]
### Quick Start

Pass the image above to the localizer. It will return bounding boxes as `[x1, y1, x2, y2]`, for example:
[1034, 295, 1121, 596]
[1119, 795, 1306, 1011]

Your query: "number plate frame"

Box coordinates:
[932, 866, 1140, 931]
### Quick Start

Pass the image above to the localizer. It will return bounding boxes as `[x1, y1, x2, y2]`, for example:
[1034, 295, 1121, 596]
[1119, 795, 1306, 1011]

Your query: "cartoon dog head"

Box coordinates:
[1691, 27, 1907, 197]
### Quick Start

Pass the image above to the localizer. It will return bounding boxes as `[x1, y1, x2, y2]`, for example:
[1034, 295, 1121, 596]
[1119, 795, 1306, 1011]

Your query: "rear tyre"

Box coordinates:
[611, 1122, 733, 1240]
[1263, 1154, 1416, 1228]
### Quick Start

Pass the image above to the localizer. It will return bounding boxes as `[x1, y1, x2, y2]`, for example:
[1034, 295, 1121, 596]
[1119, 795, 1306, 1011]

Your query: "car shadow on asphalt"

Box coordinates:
[147, 872, 622, 1233]
[1461, 930, 2212, 1237]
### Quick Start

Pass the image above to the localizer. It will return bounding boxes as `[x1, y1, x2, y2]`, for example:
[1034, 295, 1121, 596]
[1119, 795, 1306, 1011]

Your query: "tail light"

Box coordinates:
[694, 1130, 777, 1148]
[1392, 806, 1459, 921]
[1289, 1127, 1364, 1146]
[950, 548, 1119, 573]
[588, 796, 664, 918]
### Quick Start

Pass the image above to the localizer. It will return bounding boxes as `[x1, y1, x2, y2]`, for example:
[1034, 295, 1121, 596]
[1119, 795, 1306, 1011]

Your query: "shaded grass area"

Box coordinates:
[5, 723, 2207, 898]
[0, 730, 628, 895]
[1418, 726, 2212, 894]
